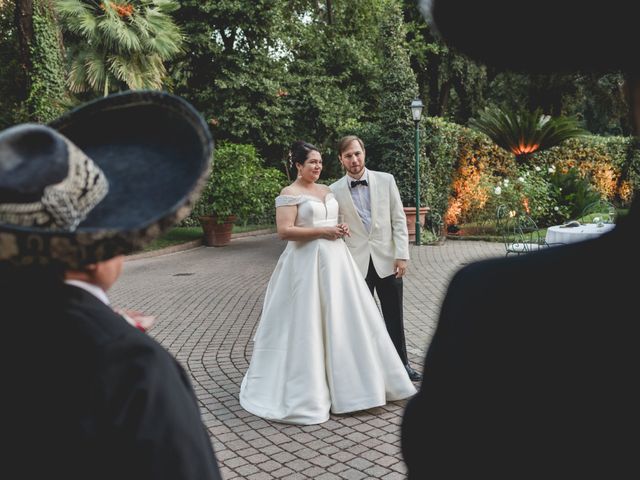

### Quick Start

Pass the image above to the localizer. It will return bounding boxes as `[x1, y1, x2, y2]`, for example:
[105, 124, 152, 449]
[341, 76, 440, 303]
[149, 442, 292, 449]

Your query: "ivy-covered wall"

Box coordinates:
[28, 0, 66, 122]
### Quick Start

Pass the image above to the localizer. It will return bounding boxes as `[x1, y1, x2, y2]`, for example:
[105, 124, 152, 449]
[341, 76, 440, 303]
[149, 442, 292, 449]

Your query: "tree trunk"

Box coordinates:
[15, 0, 33, 102]
[325, 0, 332, 25]
[427, 54, 442, 116]
[437, 79, 452, 116]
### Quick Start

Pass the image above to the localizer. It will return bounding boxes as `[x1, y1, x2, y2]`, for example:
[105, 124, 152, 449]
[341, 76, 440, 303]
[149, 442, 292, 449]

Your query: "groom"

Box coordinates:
[330, 136, 422, 382]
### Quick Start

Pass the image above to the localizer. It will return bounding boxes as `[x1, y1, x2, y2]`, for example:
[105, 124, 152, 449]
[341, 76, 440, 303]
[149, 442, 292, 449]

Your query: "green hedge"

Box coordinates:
[179, 126, 638, 231]
[422, 116, 639, 227]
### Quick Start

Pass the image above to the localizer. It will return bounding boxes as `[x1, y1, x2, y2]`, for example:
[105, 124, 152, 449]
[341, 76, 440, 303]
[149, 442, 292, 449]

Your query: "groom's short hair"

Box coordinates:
[337, 136, 365, 156]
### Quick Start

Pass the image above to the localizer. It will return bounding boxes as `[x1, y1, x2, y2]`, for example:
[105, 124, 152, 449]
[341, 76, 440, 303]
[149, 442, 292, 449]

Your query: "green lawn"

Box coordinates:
[142, 224, 275, 252]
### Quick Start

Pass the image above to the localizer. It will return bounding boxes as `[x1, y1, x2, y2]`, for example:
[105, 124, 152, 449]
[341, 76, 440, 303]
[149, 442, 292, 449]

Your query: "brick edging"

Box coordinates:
[126, 228, 277, 261]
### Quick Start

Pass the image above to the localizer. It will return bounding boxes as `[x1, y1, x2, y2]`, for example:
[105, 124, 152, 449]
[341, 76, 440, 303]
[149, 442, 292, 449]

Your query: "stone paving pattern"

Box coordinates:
[111, 234, 503, 479]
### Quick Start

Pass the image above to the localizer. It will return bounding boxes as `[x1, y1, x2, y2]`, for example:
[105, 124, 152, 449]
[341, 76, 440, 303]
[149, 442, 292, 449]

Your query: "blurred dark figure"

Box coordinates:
[402, 1, 639, 478]
[1, 91, 222, 480]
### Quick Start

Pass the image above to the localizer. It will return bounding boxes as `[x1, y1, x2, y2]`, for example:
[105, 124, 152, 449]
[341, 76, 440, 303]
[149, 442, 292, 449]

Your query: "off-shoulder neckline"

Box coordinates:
[278, 192, 334, 203]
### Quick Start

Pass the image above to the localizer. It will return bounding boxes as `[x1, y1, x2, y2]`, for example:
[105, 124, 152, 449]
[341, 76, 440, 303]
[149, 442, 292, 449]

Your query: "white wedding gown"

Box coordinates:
[239, 193, 416, 425]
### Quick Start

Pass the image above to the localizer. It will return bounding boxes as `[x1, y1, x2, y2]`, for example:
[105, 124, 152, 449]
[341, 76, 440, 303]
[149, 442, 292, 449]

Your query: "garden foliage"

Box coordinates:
[468, 106, 587, 164]
[186, 142, 287, 227]
[55, 0, 183, 95]
[28, 0, 67, 122]
[356, 2, 424, 207]
[433, 117, 637, 229]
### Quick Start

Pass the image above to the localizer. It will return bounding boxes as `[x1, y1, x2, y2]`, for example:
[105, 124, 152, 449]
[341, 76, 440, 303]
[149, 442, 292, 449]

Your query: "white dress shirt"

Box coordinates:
[65, 279, 110, 305]
[347, 169, 372, 233]
[64, 279, 138, 329]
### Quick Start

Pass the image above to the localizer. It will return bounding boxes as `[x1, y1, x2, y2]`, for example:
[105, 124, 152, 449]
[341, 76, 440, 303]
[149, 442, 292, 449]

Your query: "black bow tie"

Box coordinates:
[351, 179, 368, 188]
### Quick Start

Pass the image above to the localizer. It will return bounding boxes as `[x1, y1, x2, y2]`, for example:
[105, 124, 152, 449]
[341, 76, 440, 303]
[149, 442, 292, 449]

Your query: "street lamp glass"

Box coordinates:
[410, 98, 424, 122]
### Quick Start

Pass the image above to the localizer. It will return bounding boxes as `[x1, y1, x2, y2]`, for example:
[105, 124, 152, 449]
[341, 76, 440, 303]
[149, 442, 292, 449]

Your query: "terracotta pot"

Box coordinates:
[199, 215, 237, 247]
[403, 207, 429, 242]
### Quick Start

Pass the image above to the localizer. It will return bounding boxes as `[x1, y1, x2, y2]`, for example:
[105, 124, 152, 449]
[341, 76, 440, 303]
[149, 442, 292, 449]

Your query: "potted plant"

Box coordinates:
[403, 205, 429, 243]
[192, 142, 285, 246]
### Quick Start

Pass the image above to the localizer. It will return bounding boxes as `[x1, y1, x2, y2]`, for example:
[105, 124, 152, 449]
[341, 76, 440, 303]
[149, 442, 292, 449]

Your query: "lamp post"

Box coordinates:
[410, 97, 424, 245]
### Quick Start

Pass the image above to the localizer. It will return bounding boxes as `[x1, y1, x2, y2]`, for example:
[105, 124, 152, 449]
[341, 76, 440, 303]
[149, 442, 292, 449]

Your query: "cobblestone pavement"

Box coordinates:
[111, 235, 503, 480]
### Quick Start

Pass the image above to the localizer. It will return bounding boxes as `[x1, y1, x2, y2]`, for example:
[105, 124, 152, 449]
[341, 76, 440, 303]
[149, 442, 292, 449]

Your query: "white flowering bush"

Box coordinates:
[481, 164, 569, 226]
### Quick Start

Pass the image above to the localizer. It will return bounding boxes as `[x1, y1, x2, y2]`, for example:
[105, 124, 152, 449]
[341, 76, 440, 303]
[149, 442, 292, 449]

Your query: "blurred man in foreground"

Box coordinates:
[402, 1, 639, 478]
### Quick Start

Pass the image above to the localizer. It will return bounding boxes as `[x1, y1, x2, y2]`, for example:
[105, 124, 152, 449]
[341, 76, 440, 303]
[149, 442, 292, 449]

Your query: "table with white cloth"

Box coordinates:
[545, 222, 616, 245]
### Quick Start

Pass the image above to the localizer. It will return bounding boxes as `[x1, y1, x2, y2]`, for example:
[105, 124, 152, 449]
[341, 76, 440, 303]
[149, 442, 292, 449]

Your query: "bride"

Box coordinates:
[239, 140, 416, 425]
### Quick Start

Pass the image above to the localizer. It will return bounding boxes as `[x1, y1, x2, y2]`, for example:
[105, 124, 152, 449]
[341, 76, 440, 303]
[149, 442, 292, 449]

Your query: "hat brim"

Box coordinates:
[0, 91, 212, 268]
[424, 0, 637, 73]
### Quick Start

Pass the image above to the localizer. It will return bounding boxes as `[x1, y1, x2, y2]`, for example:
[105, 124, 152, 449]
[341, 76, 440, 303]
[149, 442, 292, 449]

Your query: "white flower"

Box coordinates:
[548, 166, 556, 174]
[554, 206, 559, 211]
[494, 186, 502, 195]
[534, 166, 541, 172]
[503, 179, 509, 185]
[518, 176, 525, 183]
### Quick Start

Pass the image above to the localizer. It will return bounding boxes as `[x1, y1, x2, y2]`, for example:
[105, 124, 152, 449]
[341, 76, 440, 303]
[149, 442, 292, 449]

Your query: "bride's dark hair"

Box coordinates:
[289, 140, 319, 172]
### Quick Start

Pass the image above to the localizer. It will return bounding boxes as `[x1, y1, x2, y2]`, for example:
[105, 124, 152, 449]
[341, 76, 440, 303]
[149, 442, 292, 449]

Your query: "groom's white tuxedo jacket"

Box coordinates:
[330, 170, 409, 278]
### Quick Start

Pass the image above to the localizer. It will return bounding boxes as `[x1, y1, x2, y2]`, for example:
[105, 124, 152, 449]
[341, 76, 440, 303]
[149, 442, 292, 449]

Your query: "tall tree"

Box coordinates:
[55, 0, 183, 95]
[3, 0, 66, 124]
[485, 70, 630, 135]
[172, 0, 386, 176]
[576, 73, 630, 135]
[14, 0, 33, 104]
[173, 0, 293, 164]
[1, 0, 23, 126]
[402, 0, 486, 123]
[365, 0, 423, 206]
[283, 0, 385, 173]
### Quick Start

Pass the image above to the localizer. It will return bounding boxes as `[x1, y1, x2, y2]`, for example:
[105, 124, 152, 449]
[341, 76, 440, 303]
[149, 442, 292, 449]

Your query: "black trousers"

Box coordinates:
[365, 257, 409, 365]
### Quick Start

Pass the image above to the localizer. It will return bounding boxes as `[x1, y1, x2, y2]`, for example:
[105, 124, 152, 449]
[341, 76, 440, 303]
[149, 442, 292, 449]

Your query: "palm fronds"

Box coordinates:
[469, 107, 587, 163]
[55, 0, 183, 94]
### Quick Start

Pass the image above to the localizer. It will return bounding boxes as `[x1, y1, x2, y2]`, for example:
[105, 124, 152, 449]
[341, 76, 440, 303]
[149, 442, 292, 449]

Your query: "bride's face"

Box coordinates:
[298, 151, 323, 182]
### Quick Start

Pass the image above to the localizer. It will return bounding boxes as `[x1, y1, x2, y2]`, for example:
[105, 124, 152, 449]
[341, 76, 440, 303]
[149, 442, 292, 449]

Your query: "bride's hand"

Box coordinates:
[322, 226, 346, 240]
[338, 223, 350, 238]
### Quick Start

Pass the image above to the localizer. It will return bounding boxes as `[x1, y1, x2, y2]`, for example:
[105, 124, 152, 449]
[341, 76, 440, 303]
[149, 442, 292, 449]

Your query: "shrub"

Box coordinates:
[548, 165, 603, 220]
[469, 106, 587, 164]
[188, 142, 287, 225]
[443, 127, 638, 229]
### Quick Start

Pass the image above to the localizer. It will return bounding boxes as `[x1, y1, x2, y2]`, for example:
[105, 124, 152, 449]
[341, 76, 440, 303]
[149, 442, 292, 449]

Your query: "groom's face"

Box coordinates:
[339, 140, 366, 178]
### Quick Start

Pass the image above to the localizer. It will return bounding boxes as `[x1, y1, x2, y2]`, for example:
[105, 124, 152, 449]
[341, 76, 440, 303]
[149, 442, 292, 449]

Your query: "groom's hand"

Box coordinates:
[394, 259, 408, 278]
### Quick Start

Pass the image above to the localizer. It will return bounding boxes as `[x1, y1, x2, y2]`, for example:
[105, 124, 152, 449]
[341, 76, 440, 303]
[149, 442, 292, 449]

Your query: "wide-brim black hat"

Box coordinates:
[0, 90, 212, 269]
[421, 0, 638, 73]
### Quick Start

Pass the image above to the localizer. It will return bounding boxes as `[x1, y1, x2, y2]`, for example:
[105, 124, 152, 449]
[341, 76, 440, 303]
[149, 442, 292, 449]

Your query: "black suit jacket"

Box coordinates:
[3, 283, 221, 480]
[402, 203, 639, 479]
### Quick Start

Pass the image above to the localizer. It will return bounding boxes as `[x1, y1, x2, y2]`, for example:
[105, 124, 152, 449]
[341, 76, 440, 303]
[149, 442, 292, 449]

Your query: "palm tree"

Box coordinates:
[55, 0, 183, 95]
[469, 106, 587, 164]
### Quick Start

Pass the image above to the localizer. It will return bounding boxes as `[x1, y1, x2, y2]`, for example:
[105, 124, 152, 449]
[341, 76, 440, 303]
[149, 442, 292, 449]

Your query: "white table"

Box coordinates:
[545, 223, 616, 245]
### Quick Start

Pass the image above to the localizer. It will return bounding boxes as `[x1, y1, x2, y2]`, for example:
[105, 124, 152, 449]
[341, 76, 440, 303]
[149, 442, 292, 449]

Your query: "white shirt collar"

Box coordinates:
[347, 168, 369, 187]
[64, 279, 110, 306]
